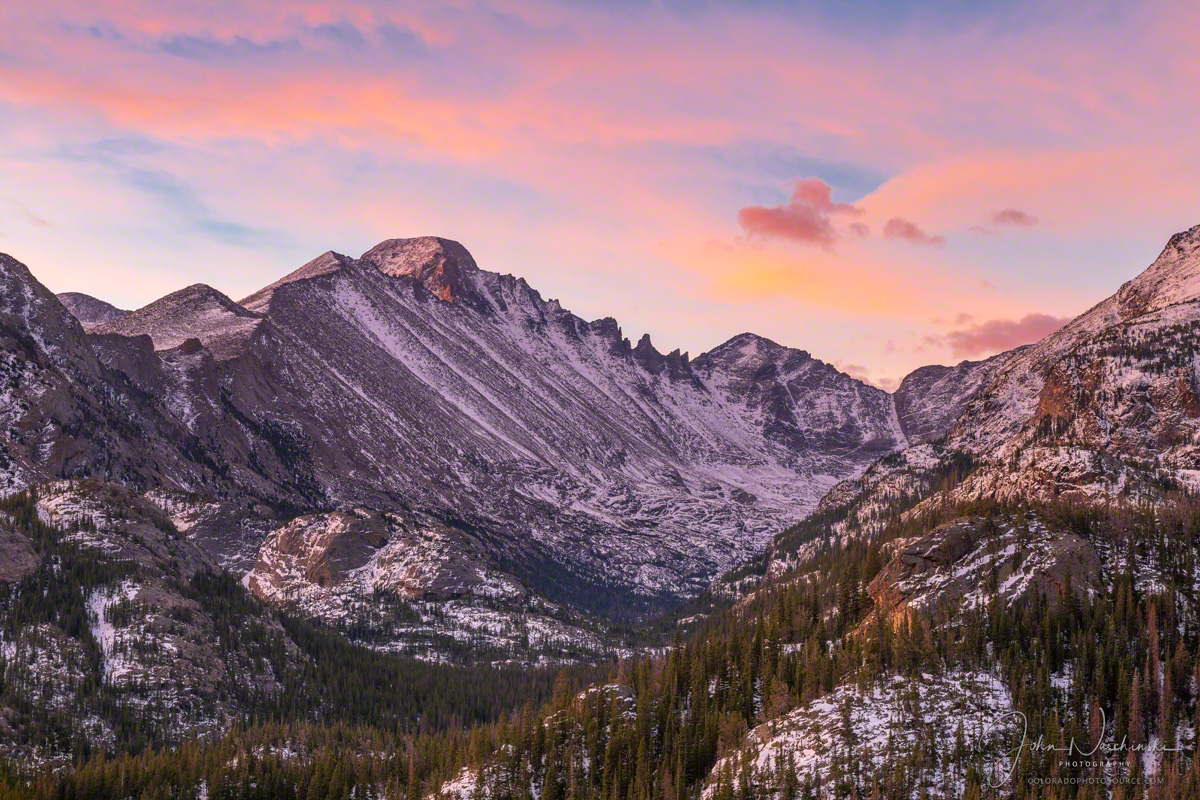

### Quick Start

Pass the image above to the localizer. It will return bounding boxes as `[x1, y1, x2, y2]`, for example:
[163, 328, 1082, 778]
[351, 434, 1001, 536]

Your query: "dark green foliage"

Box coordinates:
[4, 488, 1200, 799]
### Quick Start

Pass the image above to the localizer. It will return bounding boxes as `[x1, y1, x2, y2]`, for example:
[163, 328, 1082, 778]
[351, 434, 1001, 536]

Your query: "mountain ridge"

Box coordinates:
[62, 238, 891, 394]
[10, 221, 1200, 638]
[55, 291, 129, 328]
[93, 282, 263, 360]
[0, 237, 908, 627]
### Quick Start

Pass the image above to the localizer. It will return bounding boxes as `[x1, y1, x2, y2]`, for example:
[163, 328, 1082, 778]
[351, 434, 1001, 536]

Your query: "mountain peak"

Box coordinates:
[1163, 222, 1200, 252]
[360, 237, 478, 302]
[94, 283, 261, 358]
[0, 253, 43, 320]
[725, 332, 783, 350]
[240, 250, 353, 312]
[1115, 222, 1200, 319]
[56, 292, 129, 329]
[0, 252, 94, 364]
[173, 283, 244, 305]
[701, 332, 808, 364]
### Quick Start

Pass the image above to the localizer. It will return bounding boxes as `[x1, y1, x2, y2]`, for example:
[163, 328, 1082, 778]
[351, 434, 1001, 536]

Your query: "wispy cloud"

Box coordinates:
[157, 34, 301, 62]
[53, 137, 285, 248]
[882, 217, 944, 246]
[991, 208, 1039, 227]
[3, 199, 52, 230]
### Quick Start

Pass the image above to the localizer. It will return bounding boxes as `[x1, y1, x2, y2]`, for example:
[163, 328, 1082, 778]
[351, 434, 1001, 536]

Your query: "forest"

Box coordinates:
[3, 481, 1200, 799]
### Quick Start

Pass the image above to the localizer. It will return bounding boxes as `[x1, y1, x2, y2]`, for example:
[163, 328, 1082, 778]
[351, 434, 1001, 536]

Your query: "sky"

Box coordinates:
[2, 1, 1200, 390]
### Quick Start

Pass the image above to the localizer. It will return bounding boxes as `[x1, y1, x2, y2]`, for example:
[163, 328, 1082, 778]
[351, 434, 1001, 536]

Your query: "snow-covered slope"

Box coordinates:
[0, 480, 291, 764]
[865, 514, 1100, 626]
[837, 223, 1200, 523]
[1113, 224, 1200, 318]
[736, 223, 1200, 581]
[93, 283, 262, 360]
[1, 238, 907, 621]
[221, 239, 906, 610]
[892, 356, 1001, 444]
[703, 671, 1014, 800]
[948, 223, 1200, 454]
[906, 224, 1200, 506]
[0, 254, 222, 496]
[56, 292, 129, 328]
[246, 509, 615, 663]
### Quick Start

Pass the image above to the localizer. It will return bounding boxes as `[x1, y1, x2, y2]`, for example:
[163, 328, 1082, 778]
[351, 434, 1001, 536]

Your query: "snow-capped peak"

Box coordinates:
[695, 332, 811, 370]
[239, 250, 354, 313]
[1114, 222, 1200, 320]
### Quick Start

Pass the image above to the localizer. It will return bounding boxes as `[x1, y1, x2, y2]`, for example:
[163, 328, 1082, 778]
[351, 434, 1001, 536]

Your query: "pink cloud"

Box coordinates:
[940, 312, 1070, 358]
[883, 217, 944, 246]
[847, 221, 870, 237]
[790, 178, 864, 216]
[991, 208, 1039, 227]
[737, 178, 862, 248]
[738, 202, 837, 247]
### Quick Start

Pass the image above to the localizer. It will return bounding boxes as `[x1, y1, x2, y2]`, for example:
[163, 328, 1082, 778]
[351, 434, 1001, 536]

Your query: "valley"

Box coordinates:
[3, 225, 1200, 797]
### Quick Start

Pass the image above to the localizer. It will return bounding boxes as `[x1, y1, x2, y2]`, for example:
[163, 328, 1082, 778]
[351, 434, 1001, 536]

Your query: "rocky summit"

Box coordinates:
[1, 237, 906, 632]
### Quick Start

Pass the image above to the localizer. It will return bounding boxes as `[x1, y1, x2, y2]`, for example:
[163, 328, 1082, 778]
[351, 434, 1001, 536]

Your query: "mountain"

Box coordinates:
[55, 292, 129, 328]
[225, 237, 905, 617]
[0, 254, 221, 497]
[858, 223, 1200, 511]
[891, 356, 999, 444]
[0, 238, 906, 637]
[854, 227, 1200, 513]
[931, 223, 1200, 503]
[965, 224, 1200, 436]
[92, 283, 261, 360]
[717, 223, 1200, 593]
[10, 223, 1200, 642]
[5, 226, 1200, 798]
[0, 480, 293, 763]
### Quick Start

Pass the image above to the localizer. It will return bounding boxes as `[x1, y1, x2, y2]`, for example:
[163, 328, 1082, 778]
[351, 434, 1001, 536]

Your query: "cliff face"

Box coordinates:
[865, 515, 1101, 628]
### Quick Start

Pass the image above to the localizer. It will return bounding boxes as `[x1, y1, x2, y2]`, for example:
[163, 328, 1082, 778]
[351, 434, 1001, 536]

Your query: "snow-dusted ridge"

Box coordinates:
[92, 282, 263, 360]
[702, 670, 1015, 800]
[56, 291, 129, 328]
[9, 223, 1200, 632]
[0, 237, 907, 623]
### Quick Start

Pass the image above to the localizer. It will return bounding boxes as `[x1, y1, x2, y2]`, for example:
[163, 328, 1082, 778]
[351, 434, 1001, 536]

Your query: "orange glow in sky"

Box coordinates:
[2, 0, 1199, 387]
